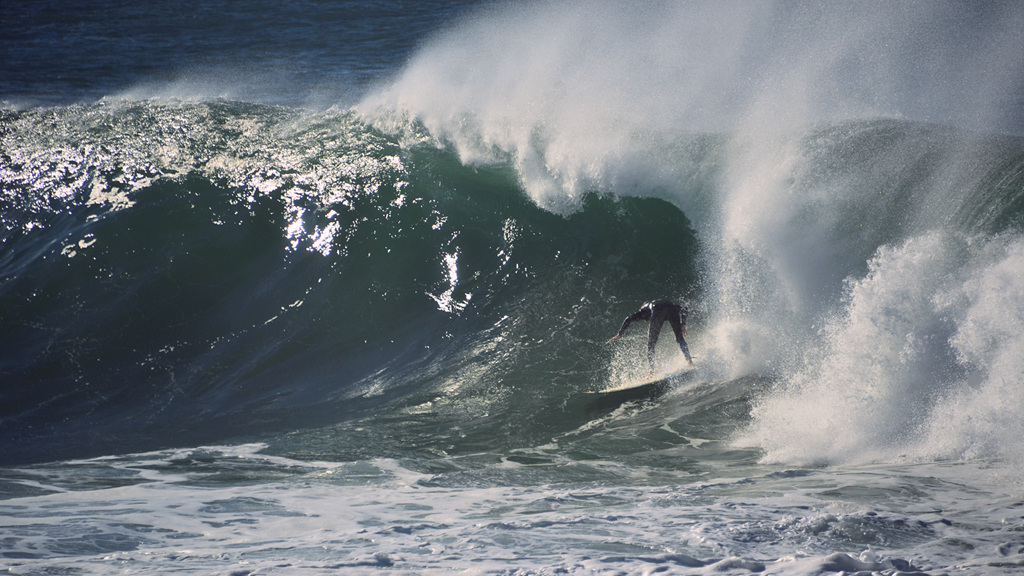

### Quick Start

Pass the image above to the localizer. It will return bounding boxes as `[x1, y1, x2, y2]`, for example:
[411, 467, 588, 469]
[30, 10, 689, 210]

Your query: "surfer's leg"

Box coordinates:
[679, 338, 692, 365]
[668, 312, 693, 364]
[647, 319, 663, 373]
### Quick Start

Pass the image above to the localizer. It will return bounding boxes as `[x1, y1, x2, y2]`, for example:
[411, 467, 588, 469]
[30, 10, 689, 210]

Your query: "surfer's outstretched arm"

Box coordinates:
[608, 308, 648, 343]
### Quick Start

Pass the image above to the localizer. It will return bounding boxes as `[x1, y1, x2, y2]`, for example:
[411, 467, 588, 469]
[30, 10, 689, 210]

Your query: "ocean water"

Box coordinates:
[3, 1, 1024, 574]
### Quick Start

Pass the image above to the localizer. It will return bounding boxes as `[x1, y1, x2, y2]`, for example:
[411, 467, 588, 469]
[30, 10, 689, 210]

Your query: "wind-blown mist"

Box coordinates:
[360, 0, 1024, 466]
[361, 0, 1023, 208]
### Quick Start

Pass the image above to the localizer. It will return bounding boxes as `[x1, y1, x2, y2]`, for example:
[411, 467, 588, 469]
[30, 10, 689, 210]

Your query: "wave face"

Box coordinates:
[3, 1, 1024, 474]
[0, 100, 702, 464]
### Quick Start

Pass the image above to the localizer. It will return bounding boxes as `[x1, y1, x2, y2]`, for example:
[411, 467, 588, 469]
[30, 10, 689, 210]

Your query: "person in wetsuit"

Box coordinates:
[607, 299, 693, 374]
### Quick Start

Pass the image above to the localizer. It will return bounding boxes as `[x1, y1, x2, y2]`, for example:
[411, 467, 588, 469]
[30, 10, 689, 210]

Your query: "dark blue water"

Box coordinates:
[1, 0, 487, 107]
[3, 2, 1024, 574]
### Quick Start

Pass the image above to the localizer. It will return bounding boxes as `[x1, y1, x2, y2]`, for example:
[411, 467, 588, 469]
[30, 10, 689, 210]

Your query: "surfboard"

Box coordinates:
[585, 366, 694, 413]
[593, 367, 692, 394]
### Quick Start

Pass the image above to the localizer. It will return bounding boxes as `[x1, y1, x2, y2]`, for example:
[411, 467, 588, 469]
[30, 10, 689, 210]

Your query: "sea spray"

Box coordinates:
[921, 236, 1024, 464]
[745, 232, 1024, 467]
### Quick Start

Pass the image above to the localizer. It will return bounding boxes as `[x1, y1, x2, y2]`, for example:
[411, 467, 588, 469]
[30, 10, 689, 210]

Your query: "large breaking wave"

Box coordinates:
[3, 0, 1024, 471]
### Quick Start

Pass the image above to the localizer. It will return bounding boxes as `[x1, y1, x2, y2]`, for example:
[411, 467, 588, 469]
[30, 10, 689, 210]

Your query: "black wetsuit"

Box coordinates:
[615, 300, 692, 370]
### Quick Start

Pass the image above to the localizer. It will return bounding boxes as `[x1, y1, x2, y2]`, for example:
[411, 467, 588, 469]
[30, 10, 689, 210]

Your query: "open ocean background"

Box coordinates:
[3, 1, 1024, 574]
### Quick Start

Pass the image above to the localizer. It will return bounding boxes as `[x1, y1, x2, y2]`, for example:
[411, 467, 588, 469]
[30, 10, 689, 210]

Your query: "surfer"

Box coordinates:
[607, 299, 693, 373]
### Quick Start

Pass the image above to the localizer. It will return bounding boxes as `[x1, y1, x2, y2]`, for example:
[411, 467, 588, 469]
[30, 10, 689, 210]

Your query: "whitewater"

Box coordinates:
[3, 1, 1024, 574]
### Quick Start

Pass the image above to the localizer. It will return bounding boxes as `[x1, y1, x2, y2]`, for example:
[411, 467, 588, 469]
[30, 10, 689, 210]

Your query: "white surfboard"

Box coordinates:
[593, 366, 694, 394]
